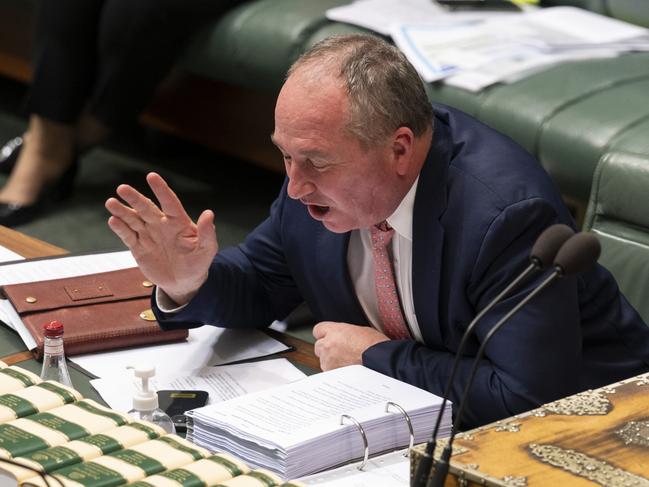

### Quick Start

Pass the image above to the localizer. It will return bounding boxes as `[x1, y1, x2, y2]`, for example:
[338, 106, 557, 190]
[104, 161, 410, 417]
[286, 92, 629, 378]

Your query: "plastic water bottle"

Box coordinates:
[40, 320, 73, 388]
[127, 365, 175, 434]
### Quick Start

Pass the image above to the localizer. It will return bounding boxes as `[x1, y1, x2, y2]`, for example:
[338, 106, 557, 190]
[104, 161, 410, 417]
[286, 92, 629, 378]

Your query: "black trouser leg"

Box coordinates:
[27, 0, 104, 124]
[89, 0, 236, 128]
[27, 0, 237, 129]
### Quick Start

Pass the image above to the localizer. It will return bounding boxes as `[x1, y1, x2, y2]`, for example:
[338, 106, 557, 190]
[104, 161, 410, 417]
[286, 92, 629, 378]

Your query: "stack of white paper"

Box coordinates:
[187, 365, 452, 479]
[392, 6, 649, 90]
[327, 2, 649, 91]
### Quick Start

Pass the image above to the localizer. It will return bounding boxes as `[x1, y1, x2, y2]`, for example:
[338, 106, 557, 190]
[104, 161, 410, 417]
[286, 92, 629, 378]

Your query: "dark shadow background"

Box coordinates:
[0, 76, 285, 253]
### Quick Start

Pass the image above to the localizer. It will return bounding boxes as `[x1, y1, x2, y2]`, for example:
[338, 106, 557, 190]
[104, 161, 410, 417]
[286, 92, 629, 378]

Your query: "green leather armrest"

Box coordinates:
[583, 151, 649, 323]
[179, 0, 351, 94]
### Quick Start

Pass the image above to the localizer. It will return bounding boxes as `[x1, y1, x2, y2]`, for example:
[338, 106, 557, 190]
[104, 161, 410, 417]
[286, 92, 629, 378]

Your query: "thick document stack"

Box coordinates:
[1, 267, 188, 358]
[0, 360, 298, 487]
[410, 371, 649, 486]
[187, 365, 452, 479]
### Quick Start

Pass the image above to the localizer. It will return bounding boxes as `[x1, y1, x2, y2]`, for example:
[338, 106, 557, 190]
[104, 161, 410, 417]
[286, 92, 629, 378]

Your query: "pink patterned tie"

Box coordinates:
[370, 224, 411, 340]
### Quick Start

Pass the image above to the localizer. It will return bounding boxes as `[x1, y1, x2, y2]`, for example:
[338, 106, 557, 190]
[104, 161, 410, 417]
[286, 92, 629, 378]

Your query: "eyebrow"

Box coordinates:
[269, 133, 281, 152]
[269, 133, 327, 159]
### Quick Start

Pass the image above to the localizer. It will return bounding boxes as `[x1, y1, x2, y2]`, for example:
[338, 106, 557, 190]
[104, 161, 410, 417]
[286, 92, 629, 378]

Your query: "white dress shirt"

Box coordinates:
[158, 178, 423, 343]
[347, 177, 422, 342]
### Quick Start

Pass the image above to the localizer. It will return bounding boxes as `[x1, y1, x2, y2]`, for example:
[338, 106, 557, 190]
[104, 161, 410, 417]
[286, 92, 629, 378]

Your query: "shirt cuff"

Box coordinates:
[155, 287, 189, 314]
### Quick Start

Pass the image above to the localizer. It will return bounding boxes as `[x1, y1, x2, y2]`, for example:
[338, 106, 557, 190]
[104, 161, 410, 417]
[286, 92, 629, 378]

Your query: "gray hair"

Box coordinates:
[288, 34, 433, 147]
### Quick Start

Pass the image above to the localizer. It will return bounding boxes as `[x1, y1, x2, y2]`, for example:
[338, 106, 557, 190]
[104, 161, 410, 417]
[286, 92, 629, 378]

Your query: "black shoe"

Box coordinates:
[0, 160, 78, 226]
[0, 136, 23, 175]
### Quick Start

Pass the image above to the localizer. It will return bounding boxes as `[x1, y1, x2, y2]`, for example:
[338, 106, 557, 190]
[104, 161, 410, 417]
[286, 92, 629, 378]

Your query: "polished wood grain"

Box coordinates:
[0, 225, 67, 259]
[267, 329, 320, 372]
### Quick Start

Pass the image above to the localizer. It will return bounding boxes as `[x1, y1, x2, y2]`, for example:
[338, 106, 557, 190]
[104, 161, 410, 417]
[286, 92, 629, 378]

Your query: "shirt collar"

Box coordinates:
[385, 177, 419, 242]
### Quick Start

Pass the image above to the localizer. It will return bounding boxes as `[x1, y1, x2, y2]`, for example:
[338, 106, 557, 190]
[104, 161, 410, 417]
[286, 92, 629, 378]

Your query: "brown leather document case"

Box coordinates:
[2, 267, 188, 359]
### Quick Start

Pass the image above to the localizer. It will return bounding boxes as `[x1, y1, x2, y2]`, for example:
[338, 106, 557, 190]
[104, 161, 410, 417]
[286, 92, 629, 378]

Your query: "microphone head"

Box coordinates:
[530, 224, 575, 269]
[554, 232, 601, 276]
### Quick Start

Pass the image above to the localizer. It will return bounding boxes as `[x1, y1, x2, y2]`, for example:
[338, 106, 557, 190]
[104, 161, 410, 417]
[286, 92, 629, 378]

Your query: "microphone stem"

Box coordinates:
[429, 262, 537, 442]
[413, 262, 537, 487]
[431, 270, 560, 487]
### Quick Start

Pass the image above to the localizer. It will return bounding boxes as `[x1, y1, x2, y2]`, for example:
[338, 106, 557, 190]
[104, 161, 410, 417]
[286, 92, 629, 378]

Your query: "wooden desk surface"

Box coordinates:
[0, 225, 319, 370]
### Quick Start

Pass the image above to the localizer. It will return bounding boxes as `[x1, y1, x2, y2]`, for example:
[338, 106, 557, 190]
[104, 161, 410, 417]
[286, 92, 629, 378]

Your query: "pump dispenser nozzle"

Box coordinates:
[126, 364, 175, 433]
[127, 365, 159, 411]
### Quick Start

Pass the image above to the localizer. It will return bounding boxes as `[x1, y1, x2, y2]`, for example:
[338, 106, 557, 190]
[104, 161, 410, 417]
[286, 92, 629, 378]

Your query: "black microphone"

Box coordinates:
[428, 232, 601, 487]
[410, 223, 573, 487]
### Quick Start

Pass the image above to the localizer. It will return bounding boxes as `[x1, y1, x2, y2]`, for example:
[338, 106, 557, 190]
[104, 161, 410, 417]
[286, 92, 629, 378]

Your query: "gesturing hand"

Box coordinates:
[105, 172, 218, 306]
[313, 322, 390, 371]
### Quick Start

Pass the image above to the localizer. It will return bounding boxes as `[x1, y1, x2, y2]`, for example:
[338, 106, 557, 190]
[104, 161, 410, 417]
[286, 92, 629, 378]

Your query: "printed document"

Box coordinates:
[90, 358, 307, 412]
[187, 365, 452, 478]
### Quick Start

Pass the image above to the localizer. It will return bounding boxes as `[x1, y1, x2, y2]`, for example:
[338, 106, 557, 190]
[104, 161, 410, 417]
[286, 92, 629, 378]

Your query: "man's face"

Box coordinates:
[272, 74, 399, 233]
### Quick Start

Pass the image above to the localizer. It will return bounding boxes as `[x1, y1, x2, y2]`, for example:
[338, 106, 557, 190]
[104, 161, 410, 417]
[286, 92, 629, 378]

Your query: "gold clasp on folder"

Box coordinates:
[139, 309, 156, 321]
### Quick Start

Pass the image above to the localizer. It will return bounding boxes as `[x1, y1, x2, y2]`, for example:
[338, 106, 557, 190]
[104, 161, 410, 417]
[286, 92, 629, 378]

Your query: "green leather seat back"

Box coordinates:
[583, 152, 649, 323]
[179, 0, 356, 94]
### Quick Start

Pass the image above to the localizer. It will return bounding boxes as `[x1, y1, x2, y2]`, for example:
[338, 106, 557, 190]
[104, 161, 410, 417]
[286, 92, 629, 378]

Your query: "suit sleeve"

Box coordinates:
[153, 185, 304, 330]
[362, 198, 581, 429]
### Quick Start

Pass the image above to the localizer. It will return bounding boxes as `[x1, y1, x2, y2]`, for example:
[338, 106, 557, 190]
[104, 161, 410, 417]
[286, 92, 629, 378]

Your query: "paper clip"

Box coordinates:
[340, 414, 369, 470]
[386, 401, 414, 456]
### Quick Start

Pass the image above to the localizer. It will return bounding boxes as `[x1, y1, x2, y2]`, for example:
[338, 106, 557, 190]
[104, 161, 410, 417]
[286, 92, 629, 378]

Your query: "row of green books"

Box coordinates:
[0, 360, 304, 487]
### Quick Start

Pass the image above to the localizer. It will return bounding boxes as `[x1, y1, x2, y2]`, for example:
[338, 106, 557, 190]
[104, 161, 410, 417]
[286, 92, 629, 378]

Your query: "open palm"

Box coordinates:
[105, 172, 218, 305]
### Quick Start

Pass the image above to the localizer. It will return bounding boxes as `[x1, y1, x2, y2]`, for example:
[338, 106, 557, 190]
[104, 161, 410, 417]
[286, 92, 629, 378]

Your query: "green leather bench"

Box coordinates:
[178, 0, 649, 220]
[583, 151, 649, 323]
[1, 0, 647, 220]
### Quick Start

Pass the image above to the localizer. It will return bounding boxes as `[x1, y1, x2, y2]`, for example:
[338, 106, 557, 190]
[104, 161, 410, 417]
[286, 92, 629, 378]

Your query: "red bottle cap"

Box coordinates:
[43, 320, 64, 337]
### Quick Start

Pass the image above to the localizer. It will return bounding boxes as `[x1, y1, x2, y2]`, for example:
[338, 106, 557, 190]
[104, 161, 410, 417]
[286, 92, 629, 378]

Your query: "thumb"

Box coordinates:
[313, 321, 331, 340]
[196, 209, 218, 252]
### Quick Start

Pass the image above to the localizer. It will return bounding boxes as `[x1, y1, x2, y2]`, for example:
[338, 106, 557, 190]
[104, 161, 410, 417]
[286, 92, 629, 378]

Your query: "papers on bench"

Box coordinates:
[90, 358, 307, 412]
[326, 0, 513, 37]
[186, 365, 452, 479]
[298, 449, 410, 486]
[72, 325, 290, 379]
[327, 2, 649, 91]
[0, 249, 290, 377]
[0, 245, 23, 264]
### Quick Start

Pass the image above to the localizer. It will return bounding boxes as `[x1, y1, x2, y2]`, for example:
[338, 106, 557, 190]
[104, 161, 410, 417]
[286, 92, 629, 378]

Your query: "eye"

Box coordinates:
[307, 158, 328, 170]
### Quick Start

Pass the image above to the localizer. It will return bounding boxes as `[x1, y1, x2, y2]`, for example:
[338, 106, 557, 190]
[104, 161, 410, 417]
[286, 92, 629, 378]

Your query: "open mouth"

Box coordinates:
[306, 204, 330, 219]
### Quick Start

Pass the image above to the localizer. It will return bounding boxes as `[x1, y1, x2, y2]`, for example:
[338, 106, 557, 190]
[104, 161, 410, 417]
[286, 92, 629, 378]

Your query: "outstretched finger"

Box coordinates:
[107, 216, 140, 249]
[116, 184, 165, 225]
[105, 197, 147, 233]
[196, 209, 218, 251]
[147, 173, 191, 221]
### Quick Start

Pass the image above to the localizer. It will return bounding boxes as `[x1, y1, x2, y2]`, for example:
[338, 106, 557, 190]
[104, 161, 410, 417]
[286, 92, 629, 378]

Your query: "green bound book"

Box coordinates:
[127, 453, 251, 487]
[23, 435, 211, 487]
[0, 362, 42, 395]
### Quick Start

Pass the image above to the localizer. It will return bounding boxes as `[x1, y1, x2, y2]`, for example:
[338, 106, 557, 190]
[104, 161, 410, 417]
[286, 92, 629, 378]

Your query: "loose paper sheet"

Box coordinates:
[0, 245, 24, 264]
[72, 326, 290, 379]
[91, 358, 307, 412]
[298, 449, 410, 486]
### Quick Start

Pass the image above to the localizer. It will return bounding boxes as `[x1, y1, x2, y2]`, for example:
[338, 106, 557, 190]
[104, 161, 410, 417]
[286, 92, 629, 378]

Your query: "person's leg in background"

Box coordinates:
[0, 0, 238, 225]
[0, 0, 102, 220]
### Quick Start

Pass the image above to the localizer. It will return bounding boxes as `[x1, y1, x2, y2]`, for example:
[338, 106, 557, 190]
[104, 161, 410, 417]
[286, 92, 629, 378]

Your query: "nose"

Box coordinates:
[286, 162, 315, 200]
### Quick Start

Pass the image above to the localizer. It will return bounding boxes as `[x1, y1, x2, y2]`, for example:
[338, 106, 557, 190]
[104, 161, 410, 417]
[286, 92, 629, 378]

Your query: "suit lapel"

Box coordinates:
[412, 114, 452, 346]
[316, 229, 369, 325]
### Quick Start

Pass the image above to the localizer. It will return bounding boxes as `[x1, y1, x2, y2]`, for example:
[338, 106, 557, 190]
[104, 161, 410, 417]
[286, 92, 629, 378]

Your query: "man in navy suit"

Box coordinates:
[106, 34, 649, 428]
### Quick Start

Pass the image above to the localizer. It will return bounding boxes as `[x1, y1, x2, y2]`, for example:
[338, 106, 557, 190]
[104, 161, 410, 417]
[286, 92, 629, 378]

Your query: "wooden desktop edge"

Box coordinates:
[0, 225, 320, 370]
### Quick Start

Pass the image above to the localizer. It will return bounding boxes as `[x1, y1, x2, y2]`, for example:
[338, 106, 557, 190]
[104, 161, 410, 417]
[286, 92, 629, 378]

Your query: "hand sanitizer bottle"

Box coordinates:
[127, 365, 175, 434]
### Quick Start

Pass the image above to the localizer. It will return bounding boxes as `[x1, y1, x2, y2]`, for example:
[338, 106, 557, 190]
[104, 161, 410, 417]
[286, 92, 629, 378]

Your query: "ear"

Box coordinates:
[390, 127, 415, 176]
